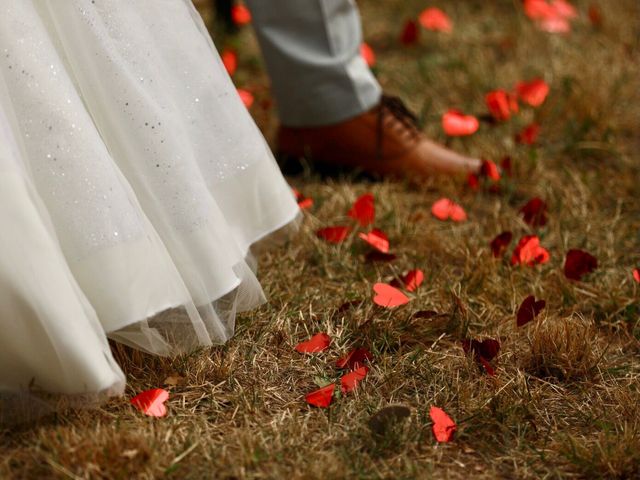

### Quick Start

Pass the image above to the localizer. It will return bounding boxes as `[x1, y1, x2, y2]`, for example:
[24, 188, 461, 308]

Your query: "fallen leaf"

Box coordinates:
[368, 405, 411, 435]
[373, 283, 410, 308]
[431, 198, 467, 222]
[430, 406, 457, 443]
[517, 295, 546, 327]
[360, 42, 376, 67]
[295, 333, 331, 354]
[490, 231, 513, 258]
[336, 348, 373, 370]
[516, 123, 541, 145]
[130, 389, 169, 418]
[237, 88, 254, 108]
[520, 197, 548, 227]
[231, 4, 252, 25]
[340, 366, 369, 394]
[348, 193, 375, 226]
[221, 49, 238, 76]
[402, 269, 425, 292]
[633, 268, 640, 283]
[516, 78, 550, 107]
[400, 20, 420, 45]
[359, 229, 390, 253]
[305, 384, 335, 408]
[317, 226, 351, 244]
[511, 235, 550, 266]
[442, 109, 479, 136]
[418, 7, 453, 32]
[564, 249, 598, 281]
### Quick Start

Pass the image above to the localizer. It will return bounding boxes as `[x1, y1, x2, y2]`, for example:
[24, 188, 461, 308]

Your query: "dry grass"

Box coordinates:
[1, 0, 639, 478]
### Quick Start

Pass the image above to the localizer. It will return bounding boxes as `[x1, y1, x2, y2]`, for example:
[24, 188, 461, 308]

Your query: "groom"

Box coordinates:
[238, 0, 482, 179]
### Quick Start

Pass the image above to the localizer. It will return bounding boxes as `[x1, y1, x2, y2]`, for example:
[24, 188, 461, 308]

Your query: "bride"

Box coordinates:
[0, 0, 300, 422]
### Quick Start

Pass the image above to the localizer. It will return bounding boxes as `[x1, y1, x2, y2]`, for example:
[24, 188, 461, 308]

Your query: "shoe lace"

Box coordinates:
[376, 95, 420, 160]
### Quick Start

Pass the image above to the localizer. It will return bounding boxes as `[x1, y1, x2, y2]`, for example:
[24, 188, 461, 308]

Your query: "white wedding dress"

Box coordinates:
[0, 0, 299, 422]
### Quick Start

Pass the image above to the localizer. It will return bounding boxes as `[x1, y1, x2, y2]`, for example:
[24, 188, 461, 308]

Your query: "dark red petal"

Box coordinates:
[564, 249, 598, 281]
[490, 231, 513, 257]
[305, 384, 335, 408]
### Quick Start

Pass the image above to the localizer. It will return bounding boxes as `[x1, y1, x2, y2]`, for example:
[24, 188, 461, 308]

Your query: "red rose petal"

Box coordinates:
[431, 198, 467, 222]
[516, 295, 546, 327]
[418, 8, 453, 33]
[588, 4, 603, 27]
[520, 197, 548, 227]
[237, 88, 254, 108]
[336, 348, 373, 370]
[402, 269, 425, 292]
[373, 283, 410, 308]
[340, 366, 369, 394]
[552, 0, 578, 19]
[485, 90, 513, 121]
[539, 16, 571, 33]
[360, 42, 376, 67]
[130, 389, 169, 418]
[490, 231, 513, 258]
[467, 174, 480, 191]
[430, 406, 457, 443]
[292, 188, 313, 210]
[524, 0, 556, 19]
[479, 357, 496, 376]
[516, 78, 550, 107]
[500, 156, 513, 177]
[462, 338, 501, 362]
[231, 4, 252, 25]
[517, 123, 541, 145]
[480, 159, 501, 181]
[295, 332, 332, 354]
[400, 20, 420, 45]
[442, 109, 479, 136]
[358, 229, 390, 253]
[348, 193, 375, 226]
[317, 226, 351, 244]
[305, 384, 335, 408]
[511, 235, 550, 266]
[633, 268, 640, 283]
[564, 249, 598, 281]
[524, 0, 575, 32]
[221, 49, 238, 77]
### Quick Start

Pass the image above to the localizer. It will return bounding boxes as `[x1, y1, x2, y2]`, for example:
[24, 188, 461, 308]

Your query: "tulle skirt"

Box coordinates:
[0, 0, 299, 423]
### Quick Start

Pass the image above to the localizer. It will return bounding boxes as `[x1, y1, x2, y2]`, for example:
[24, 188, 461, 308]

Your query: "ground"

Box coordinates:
[1, 0, 639, 478]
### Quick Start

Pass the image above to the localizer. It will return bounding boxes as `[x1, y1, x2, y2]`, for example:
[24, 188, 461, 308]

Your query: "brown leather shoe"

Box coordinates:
[276, 95, 481, 180]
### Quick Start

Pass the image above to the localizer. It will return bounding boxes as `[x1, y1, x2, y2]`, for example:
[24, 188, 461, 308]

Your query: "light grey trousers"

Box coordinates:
[244, 0, 382, 127]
